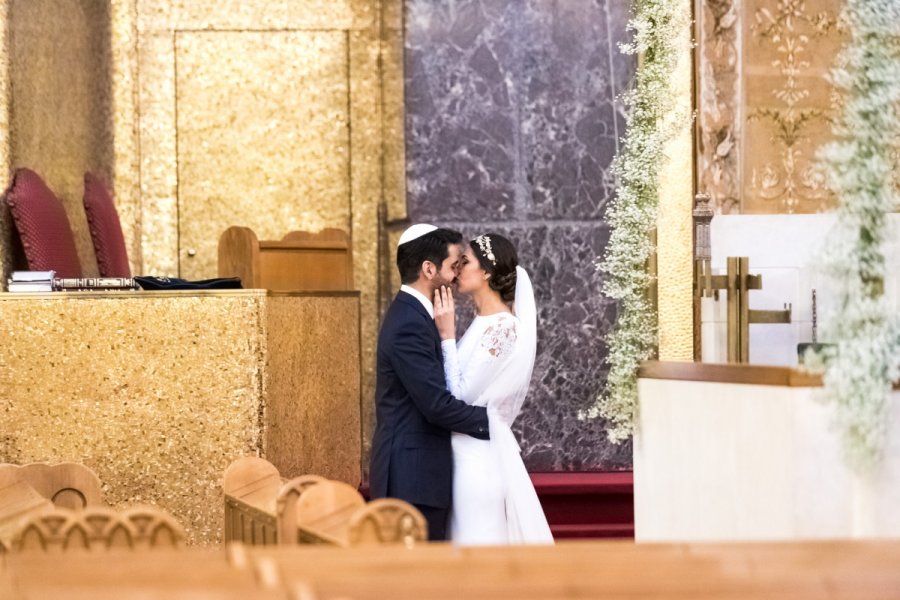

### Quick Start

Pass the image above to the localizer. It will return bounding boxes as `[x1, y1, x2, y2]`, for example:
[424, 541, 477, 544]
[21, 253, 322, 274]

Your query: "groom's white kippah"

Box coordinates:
[397, 223, 438, 247]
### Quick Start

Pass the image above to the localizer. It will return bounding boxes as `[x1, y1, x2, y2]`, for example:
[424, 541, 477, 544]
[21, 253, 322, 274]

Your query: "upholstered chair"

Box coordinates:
[3, 168, 82, 277]
[83, 172, 131, 277]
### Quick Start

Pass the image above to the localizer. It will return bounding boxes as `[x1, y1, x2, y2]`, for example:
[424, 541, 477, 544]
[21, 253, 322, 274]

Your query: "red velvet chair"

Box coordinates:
[83, 172, 131, 277]
[4, 168, 82, 277]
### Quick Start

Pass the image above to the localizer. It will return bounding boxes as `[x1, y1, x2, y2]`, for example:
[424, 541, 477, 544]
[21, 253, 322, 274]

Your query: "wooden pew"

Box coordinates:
[248, 540, 900, 600]
[223, 457, 427, 547]
[1, 547, 285, 600]
[222, 457, 281, 546]
[4, 540, 900, 599]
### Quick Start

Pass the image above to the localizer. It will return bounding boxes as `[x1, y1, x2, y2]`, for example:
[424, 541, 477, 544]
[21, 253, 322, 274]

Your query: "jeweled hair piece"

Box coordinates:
[474, 235, 496, 266]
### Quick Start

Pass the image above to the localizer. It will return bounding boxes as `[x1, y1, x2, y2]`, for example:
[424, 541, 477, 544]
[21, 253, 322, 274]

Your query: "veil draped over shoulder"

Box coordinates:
[488, 266, 552, 543]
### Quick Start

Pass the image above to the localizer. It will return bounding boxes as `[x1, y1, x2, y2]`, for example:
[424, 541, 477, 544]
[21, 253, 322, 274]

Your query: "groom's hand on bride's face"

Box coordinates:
[434, 286, 456, 341]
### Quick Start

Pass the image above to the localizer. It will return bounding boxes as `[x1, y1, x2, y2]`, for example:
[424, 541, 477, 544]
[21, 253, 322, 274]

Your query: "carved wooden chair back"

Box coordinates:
[276, 475, 325, 545]
[294, 480, 365, 545]
[346, 498, 428, 547]
[9, 505, 184, 553]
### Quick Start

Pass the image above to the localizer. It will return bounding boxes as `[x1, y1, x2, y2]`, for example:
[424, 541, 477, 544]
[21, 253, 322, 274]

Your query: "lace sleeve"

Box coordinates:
[442, 315, 518, 404]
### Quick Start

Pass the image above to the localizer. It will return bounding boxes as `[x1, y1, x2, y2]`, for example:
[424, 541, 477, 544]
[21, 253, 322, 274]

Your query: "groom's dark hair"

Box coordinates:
[397, 228, 464, 284]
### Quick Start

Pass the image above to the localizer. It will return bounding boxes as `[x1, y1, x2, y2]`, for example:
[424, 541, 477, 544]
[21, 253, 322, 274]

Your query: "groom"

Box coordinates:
[369, 224, 490, 541]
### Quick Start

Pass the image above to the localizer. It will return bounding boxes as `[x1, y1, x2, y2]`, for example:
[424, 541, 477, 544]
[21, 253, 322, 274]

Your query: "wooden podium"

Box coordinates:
[218, 227, 353, 291]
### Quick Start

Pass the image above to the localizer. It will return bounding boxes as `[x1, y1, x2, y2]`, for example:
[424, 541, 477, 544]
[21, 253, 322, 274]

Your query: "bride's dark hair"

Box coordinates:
[470, 233, 518, 303]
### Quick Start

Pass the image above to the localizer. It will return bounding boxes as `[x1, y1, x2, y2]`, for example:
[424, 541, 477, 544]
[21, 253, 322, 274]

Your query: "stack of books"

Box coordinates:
[7, 271, 54, 292]
[6, 272, 140, 293]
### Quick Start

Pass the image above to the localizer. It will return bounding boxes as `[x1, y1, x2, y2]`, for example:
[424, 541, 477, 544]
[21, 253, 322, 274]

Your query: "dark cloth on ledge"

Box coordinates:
[133, 276, 242, 291]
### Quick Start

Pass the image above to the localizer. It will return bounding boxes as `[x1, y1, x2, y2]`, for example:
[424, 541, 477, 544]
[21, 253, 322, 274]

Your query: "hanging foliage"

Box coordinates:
[582, 0, 691, 441]
[817, 0, 900, 470]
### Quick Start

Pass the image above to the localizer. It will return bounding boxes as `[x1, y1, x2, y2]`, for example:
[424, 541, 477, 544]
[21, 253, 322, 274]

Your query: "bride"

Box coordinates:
[433, 233, 553, 545]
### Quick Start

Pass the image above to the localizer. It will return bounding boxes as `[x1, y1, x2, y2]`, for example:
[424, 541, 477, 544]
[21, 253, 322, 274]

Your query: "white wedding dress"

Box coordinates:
[441, 266, 553, 545]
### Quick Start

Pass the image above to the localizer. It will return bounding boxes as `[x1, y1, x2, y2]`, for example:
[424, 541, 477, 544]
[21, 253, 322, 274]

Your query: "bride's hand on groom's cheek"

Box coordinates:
[434, 286, 456, 341]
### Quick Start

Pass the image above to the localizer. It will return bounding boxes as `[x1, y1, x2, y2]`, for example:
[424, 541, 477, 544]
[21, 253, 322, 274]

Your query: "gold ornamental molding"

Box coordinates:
[745, 0, 837, 213]
[696, 0, 851, 215]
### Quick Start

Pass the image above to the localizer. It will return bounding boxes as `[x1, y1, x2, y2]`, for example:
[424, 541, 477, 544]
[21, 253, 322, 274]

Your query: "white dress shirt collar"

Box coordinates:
[400, 284, 434, 319]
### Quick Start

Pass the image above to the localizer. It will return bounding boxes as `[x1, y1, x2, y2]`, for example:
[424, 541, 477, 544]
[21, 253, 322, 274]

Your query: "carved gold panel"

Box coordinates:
[742, 0, 842, 214]
[175, 30, 350, 279]
[697, 0, 850, 214]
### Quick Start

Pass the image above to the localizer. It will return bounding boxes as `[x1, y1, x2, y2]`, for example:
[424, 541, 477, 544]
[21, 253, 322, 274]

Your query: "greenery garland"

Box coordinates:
[582, 0, 691, 441]
[817, 0, 900, 470]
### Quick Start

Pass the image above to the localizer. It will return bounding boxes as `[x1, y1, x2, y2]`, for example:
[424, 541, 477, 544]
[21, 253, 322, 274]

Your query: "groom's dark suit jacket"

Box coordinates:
[369, 290, 489, 509]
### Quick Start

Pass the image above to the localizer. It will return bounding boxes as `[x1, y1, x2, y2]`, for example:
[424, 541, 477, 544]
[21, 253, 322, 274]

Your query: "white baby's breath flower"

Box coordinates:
[816, 0, 900, 471]
[581, 0, 692, 441]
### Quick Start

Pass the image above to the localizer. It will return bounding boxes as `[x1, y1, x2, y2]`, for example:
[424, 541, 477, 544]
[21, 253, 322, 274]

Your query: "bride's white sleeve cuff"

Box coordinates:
[441, 338, 464, 399]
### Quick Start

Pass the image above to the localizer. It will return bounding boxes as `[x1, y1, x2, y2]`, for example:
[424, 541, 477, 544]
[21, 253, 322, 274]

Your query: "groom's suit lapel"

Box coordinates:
[396, 290, 433, 324]
[396, 291, 441, 354]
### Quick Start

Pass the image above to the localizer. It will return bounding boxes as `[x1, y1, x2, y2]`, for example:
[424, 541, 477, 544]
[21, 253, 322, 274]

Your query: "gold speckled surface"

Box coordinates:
[110, 0, 142, 273]
[264, 295, 361, 485]
[657, 21, 694, 361]
[137, 0, 362, 33]
[0, 291, 361, 546]
[0, 2, 401, 493]
[175, 30, 351, 280]
[6, 0, 114, 278]
[382, 0, 407, 223]
[0, 0, 12, 281]
[118, 3, 402, 455]
[136, 31, 180, 276]
[347, 24, 383, 474]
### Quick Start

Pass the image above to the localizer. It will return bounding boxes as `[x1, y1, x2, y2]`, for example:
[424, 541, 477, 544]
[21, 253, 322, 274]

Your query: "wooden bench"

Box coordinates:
[223, 457, 426, 547]
[4, 540, 900, 599]
[218, 227, 353, 291]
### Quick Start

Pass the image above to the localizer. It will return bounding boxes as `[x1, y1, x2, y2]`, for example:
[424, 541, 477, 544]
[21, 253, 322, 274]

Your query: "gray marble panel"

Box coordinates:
[520, 0, 623, 220]
[404, 0, 636, 471]
[405, 1, 520, 221]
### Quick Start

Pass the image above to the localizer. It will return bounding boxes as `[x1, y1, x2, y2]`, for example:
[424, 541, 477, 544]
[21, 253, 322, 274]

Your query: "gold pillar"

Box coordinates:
[0, 0, 12, 279]
[656, 7, 695, 361]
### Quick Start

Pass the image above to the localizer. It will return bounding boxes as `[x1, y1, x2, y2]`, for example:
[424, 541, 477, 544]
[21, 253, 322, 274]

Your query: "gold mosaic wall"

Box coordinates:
[2, 0, 114, 276]
[264, 294, 361, 486]
[696, 0, 863, 214]
[657, 17, 695, 362]
[116, 0, 403, 473]
[174, 30, 351, 279]
[0, 291, 361, 545]
[0, 0, 11, 279]
[0, 0, 402, 533]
